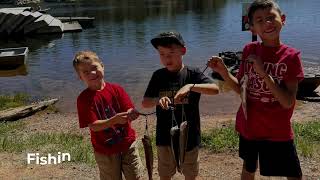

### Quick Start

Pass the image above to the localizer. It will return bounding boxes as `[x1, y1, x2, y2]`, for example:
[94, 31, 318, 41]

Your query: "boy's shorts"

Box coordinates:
[239, 136, 302, 177]
[94, 141, 144, 180]
[157, 145, 199, 177]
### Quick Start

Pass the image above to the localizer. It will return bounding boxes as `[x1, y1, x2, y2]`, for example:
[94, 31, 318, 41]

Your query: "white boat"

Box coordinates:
[0, 47, 29, 68]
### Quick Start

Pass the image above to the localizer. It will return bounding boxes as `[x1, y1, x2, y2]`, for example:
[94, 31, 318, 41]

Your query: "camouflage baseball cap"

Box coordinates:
[151, 31, 185, 49]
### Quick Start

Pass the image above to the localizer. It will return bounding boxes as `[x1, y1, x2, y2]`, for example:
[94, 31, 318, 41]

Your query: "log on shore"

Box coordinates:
[0, 98, 58, 121]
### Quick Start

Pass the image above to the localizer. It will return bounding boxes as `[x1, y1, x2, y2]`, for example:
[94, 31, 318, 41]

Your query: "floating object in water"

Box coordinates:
[0, 47, 29, 68]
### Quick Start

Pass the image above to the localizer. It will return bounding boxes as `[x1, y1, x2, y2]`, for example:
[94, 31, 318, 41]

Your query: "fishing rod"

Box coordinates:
[186, 65, 209, 96]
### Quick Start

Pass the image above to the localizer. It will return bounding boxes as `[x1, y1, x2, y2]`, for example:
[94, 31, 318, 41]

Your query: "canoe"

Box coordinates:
[0, 47, 28, 69]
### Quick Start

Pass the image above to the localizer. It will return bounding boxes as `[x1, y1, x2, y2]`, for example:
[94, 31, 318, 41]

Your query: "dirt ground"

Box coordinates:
[1, 89, 320, 180]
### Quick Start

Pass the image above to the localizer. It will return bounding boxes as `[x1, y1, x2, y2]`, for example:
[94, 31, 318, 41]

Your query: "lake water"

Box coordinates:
[0, 0, 320, 114]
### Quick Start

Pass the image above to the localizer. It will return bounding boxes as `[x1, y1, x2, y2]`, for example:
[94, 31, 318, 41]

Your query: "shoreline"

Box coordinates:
[18, 86, 320, 137]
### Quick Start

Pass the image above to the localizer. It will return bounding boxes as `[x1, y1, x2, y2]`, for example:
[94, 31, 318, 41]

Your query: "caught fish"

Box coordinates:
[179, 121, 188, 171]
[240, 73, 248, 120]
[142, 135, 153, 180]
[170, 125, 180, 171]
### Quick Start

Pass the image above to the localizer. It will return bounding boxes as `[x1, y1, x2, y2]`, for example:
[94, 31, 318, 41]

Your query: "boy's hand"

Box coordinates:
[111, 112, 129, 125]
[127, 108, 139, 121]
[207, 56, 229, 76]
[159, 96, 171, 110]
[174, 84, 191, 104]
[247, 54, 267, 78]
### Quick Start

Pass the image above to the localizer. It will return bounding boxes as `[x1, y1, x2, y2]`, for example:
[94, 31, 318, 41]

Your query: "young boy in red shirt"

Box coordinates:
[73, 51, 143, 180]
[208, 0, 304, 179]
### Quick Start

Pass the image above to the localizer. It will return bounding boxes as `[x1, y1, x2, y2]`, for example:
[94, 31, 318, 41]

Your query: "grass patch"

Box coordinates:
[294, 121, 320, 158]
[0, 93, 29, 111]
[201, 125, 239, 153]
[201, 121, 320, 158]
[0, 120, 25, 135]
[0, 132, 95, 166]
[0, 122, 95, 166]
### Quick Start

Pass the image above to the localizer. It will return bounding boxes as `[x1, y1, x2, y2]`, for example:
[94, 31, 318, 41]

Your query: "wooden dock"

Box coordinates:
[0, 7, 83, 36]
[55, 16, 95, 28]
[63, 21, 82, 32]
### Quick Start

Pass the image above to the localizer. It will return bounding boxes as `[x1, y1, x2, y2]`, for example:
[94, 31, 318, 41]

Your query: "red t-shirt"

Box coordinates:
[77, 82, 136, 155]
[236, 42, 304, 141]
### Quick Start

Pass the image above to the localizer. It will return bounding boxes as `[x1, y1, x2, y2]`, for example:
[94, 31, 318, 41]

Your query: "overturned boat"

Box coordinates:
[0, 7, 82, 36]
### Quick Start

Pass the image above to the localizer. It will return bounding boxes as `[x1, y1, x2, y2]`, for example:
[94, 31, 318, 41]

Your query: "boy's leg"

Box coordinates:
[241, 162, 256, 180]
[239, 136, 259, 180]
[121, 141, 144, 180]
[94, 151, 122, 180]
[180, 146, 199, 180]
[259, 140, 302, 178]
[157, 146, 177, 179]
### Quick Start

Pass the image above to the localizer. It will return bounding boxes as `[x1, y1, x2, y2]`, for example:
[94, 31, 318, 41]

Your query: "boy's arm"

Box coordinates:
[207, 56, 241, 94]
[143, 97, 173, 110]
[262, 75, 298, 108]
[174, 67, 220, 101]
[112, 84, 140, 121]
[220, 72, 241, 94]
[187, 83, 219, 95]
[249, 55, 298, 108]
[88, 111, 129, 132]
[174, 83, 219, 102]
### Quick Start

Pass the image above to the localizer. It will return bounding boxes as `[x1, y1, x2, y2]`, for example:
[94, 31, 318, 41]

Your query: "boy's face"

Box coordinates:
[157, 44, 186, 72]
[77, 61, 105, 89]
[250, 7, 285, 43]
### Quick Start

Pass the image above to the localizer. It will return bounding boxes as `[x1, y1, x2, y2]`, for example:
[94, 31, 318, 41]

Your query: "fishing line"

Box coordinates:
[186, 65, 208, 95]
[143, 113, 149, 136]
[138, 111, 156, 116]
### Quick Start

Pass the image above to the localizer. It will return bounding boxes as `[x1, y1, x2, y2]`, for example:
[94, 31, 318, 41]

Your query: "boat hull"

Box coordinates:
[0, 47, 29, 68]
